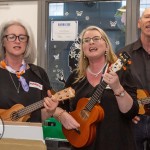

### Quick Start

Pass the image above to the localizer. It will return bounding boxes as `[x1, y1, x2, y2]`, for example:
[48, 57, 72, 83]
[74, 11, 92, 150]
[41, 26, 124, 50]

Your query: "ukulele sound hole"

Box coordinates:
[80, 109, 90, 120]
[11, 112, 20, 121]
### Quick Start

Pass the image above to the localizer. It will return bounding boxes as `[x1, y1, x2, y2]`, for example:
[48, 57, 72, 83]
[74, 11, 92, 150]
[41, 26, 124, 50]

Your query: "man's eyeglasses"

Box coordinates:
[3, 34, 29, 42]
[82, 36, 102, 44]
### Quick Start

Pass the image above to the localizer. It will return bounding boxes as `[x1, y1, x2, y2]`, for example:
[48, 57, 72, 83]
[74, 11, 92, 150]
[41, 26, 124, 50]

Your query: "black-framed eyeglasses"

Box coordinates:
[3, 34, 29, 42]
[82, 36, 102, 44]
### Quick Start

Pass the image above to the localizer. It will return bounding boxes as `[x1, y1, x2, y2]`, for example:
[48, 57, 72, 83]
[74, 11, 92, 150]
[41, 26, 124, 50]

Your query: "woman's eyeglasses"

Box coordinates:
[3, 34, 29, 42]
[82, 36, 102, 44]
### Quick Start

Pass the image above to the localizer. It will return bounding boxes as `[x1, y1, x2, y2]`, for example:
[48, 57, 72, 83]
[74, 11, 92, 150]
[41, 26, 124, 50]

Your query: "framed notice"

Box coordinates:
[51, 21, 78, 41]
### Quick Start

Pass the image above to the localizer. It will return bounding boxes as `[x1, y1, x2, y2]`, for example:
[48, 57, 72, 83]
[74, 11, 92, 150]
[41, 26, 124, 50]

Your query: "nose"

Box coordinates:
[89, 38, 94, 43]
[15, 37, 20, 42]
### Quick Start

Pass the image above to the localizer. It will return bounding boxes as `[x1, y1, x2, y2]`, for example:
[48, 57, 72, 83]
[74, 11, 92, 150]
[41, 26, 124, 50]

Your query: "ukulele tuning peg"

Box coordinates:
[119, 53, 123, 57]
[123, 66, 127, 70]
[128, 60, 132, 64]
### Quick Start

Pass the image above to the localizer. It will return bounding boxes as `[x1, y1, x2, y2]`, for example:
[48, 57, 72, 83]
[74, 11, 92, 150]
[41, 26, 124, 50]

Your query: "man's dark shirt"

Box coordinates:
[119, 38, 150, 91]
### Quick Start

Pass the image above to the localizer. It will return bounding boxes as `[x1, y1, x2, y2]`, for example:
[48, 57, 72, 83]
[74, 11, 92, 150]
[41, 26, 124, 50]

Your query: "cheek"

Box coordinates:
[23, 43, 27, 48]
[22, 43, 27, 51]
[3, 41, 9, 49]
[82, 44, 88, 52]
[138, 20, 145, 29]
[97, 42, 105, 48]
[2, 40, 6, 47]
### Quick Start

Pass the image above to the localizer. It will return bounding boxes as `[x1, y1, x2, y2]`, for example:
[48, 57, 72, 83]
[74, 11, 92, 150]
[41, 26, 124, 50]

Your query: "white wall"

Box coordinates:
[0, 1, 38, 63]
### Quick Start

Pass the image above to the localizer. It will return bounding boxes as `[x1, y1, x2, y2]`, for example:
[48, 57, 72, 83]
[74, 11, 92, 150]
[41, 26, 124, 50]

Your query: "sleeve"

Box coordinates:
[59, 71, 77, 112]
[118, 68, 139, 119]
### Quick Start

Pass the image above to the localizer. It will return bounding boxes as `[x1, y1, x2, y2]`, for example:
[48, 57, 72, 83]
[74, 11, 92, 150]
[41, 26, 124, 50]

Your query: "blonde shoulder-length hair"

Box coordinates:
[75, 26, 117, 83]
[0, 19, 36, 64]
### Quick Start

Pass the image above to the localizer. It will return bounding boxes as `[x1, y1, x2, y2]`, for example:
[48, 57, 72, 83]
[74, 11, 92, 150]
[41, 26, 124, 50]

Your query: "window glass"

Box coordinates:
[140, 0, 150, 16]
[47, 1, 126, 91]
[49, 3, 64, 16]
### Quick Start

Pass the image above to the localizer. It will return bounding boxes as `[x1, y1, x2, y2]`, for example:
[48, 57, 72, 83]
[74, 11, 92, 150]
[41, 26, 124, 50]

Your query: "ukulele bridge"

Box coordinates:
[11, 111, 20, 121]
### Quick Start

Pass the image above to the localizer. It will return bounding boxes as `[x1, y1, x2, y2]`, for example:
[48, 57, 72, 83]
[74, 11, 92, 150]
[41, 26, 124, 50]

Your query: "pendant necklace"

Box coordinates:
[9, 72, 20, 93]
[87, 63, 106, 77]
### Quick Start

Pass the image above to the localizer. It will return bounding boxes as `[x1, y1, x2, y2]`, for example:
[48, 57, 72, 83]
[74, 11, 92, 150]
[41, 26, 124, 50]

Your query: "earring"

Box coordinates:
[105, 45, 109, 56]
[83, 53, 86, 58]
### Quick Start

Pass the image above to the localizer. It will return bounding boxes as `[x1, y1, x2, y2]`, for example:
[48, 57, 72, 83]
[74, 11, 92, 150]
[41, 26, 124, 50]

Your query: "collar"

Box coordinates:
[0, 60, 29, 92]
[132, 38, 143, 52]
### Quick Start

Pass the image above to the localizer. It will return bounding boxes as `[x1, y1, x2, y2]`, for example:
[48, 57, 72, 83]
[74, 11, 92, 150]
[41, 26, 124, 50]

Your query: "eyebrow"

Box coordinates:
[143, 14, 150, 17]
[83, 36, 101, 38]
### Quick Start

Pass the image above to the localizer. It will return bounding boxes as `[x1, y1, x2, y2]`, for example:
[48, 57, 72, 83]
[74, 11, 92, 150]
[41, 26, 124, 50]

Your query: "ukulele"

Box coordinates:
[0, 87, 75, 122]
[137, 89, 150, 115]
[62, 52, 131, 148]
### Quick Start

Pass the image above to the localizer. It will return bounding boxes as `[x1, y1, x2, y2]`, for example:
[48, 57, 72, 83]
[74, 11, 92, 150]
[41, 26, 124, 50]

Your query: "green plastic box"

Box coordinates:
[42, 117, 66, 140]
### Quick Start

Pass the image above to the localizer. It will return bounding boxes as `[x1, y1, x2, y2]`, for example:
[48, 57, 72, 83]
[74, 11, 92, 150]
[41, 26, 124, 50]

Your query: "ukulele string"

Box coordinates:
[17, 100, 44, 117]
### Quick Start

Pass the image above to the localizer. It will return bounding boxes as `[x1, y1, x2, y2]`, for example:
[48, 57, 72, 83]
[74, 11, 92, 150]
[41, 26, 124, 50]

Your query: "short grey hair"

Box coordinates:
[0, 19, 36, 63]
[140, 8, 150, 18]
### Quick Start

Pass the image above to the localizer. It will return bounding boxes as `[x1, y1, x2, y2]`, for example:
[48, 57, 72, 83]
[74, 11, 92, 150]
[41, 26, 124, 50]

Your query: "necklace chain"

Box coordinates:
[87, 63, 106, 77]
[9, 72, 20, 93]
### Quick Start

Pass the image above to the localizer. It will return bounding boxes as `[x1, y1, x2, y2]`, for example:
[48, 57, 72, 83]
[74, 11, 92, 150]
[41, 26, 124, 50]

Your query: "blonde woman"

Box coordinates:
[53, 26, 139, 150]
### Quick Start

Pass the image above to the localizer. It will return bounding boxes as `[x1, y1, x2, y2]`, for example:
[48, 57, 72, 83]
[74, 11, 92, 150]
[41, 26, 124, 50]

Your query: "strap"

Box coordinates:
[99, 63, 109, 84]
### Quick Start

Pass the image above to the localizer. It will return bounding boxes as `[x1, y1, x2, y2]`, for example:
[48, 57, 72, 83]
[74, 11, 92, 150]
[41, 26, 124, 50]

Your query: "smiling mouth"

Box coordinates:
[146, 25, 150, 29]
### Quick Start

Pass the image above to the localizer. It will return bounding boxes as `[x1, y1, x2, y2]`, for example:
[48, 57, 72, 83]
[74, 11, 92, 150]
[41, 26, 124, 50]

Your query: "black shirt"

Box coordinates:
[0, 65, 50, 122]
[119, 39, 150, 91]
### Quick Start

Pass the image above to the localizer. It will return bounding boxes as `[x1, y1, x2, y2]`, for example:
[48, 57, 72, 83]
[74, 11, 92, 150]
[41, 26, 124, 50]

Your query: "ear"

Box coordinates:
[105, 43, 109, 56]
[106, 43, 109, 49]
[2, 41, 5, 48]
[137, 19, 141, 29]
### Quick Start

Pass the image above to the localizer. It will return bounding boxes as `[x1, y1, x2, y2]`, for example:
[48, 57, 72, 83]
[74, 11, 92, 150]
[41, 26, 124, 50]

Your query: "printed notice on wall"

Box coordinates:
[51, 21, 78, 41]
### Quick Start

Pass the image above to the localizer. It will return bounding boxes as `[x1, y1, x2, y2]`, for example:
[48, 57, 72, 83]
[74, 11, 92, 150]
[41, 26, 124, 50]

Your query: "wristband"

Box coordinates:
[57, 110, 66, 122]
[114, 90, 125, 97]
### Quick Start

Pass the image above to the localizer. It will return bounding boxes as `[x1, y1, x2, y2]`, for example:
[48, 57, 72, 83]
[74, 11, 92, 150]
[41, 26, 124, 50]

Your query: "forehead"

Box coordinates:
[6, 24, 26, 34]
[83, 29, 101, 37]
[142, 8, 150, 16]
